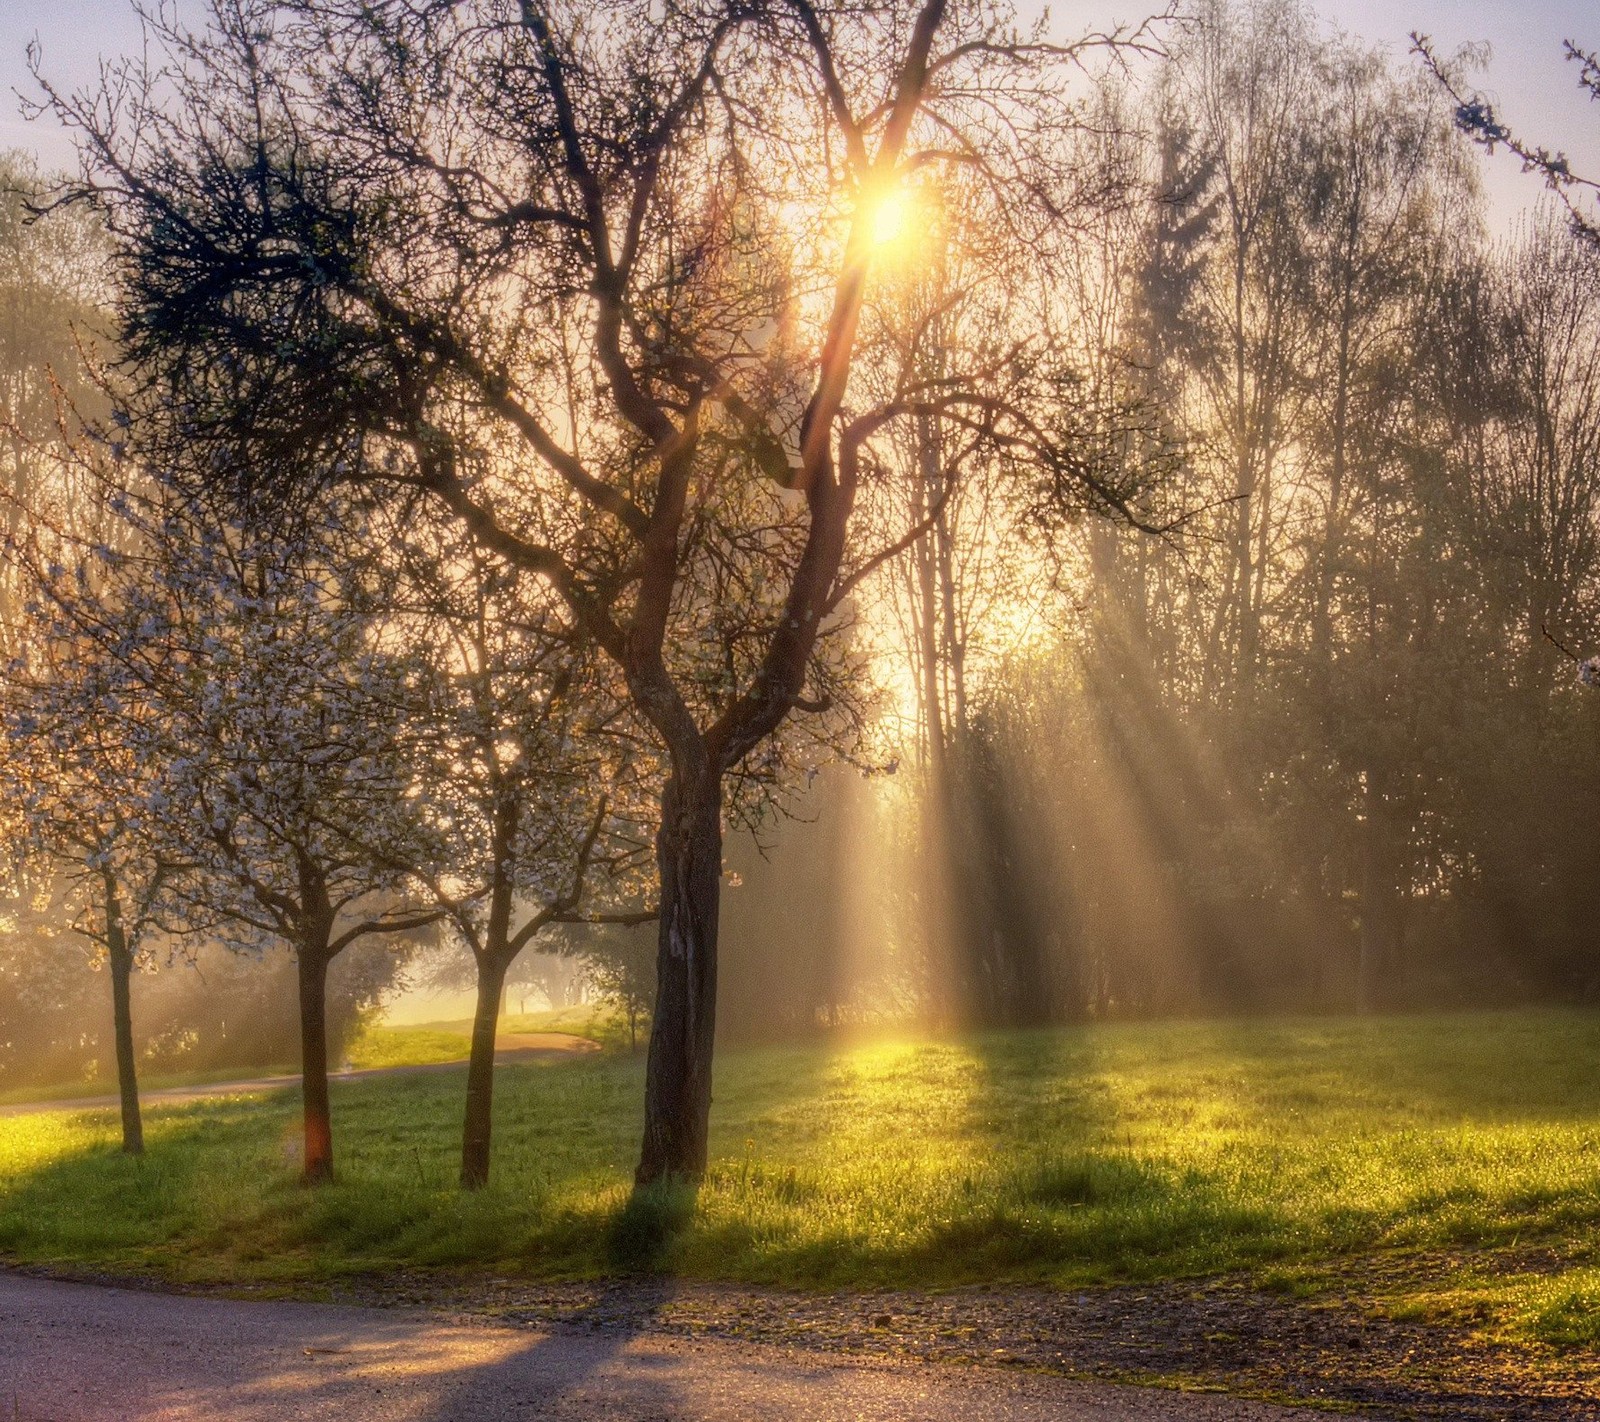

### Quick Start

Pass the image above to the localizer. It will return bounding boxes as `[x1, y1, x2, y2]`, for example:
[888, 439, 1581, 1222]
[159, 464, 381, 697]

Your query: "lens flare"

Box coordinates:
[868, 187, 911, 250]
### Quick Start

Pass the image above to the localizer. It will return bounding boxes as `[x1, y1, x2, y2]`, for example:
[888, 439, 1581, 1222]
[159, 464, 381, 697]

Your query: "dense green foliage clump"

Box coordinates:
[2, 1008, 1599, 1349]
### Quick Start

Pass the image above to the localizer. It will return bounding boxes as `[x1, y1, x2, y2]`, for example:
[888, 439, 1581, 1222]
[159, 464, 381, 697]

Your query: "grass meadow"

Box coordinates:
[0, 1004, 619, 1106]
[2, 1007, 1599, 1349]
[345, 1003, 626, 1069]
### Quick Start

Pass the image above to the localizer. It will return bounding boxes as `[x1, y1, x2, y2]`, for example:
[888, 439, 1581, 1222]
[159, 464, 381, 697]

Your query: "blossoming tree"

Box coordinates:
[88, 490, 442, 1183]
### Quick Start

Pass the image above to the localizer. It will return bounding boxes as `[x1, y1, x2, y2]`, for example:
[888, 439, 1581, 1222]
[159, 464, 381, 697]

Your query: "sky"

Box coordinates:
[1, 0, 1597, 230]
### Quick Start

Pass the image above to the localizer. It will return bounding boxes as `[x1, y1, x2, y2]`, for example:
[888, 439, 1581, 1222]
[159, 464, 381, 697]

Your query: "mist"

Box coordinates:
[5, 0, 1600, 1094]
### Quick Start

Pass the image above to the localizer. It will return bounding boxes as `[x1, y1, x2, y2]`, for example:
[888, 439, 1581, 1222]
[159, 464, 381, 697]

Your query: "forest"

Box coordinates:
[0, 0, 1598, 1196]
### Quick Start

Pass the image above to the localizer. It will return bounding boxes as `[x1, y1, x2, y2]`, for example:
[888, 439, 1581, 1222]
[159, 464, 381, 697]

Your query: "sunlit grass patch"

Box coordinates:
[1381, 1256, 1600, 1351]
[343, 1025, 475, 1070]
[2, 1007, 1599, 1333]
[1515, 1269, 1600, 1348]
[0, 1063, 300, 1108]
[346, 1002, 625, 1069]
[498, 1002, 627, 1041]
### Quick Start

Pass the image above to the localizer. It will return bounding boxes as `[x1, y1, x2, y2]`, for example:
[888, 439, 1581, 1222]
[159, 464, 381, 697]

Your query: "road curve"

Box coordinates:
[0, 1271, 1355, 1422]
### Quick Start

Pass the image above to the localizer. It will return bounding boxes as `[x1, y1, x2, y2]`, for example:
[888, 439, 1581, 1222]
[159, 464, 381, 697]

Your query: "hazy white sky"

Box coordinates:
[1, 0, 1597, 230]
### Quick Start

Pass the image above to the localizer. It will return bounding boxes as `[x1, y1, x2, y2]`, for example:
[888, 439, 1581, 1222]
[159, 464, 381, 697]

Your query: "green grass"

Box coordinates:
[347, 1003, 625, 1069]
[498, 1002, 627, 1041]
[1385, 1262, 1600, 1349]
[3, 1008, 1600, 1349]
[343, 1024, 476, 1070]
[0, 1063, 300, 1108]
[0, 1003, 620, 1105]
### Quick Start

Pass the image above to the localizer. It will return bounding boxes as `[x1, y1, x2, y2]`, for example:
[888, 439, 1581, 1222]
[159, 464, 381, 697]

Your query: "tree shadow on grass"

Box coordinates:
[0, 1061, 640, 1279]
[8, 1010, 1600, 1298]
[943, 1011, 1600, 1285]
[1004, 1007, 1600, 1129]
[607, 1177, 699, 1274]
[0, 1042, 828, 1284]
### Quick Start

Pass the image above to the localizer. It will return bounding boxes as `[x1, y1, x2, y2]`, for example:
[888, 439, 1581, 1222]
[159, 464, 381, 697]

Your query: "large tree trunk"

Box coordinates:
[104, 876, 143, 1157]
[460, 953, 510, 1190]
[637, 772, 722, 1185]
[296, 947, 334, 1186]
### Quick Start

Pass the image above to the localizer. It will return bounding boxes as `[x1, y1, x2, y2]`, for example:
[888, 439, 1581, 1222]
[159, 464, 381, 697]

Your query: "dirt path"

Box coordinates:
[0, 1034, 598, 1119]
[0, 1271, 1339, 1421]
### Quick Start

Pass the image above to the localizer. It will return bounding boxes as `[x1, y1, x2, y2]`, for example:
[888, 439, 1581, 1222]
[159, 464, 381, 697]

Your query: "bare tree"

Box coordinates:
[40, 0, 1172, 1181]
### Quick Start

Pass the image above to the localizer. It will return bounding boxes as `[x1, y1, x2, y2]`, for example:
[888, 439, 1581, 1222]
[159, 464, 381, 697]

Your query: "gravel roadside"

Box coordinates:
[326, 1266, 1600, 1420]
[6, 1253, 1597, 1418]
[0, 1270, 1337, 1422]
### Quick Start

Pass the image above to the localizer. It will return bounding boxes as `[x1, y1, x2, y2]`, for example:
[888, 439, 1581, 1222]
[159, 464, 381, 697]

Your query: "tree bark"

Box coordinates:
[104, 876, 143, 1158]
[296, 947, 334, 1185]
[636, 771, 722, 1184]
[460, 953, 510, 1190]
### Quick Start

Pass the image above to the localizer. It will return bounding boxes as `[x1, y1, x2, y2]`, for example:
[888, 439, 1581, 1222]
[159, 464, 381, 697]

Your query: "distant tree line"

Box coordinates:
[706, 0, 1600, 1033]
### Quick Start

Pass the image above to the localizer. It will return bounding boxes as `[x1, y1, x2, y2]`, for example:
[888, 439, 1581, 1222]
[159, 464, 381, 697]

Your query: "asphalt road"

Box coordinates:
[0, 1272, 1347, 1422]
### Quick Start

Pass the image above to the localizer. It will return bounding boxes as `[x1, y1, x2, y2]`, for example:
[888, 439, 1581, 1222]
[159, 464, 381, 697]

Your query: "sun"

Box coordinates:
[855, 179, 924, 266]
[867, 186, 912, 251]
